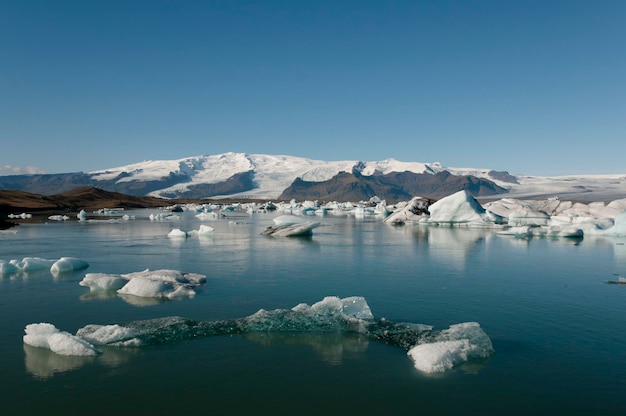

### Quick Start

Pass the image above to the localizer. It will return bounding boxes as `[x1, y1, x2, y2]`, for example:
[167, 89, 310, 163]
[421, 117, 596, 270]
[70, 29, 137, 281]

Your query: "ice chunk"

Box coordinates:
[76, 324, 139, 346]
[428, 191, 504, 226]
[261, 222, 320, 237]
[408, 340, 472, 373]
[12, 257, 56, 272]
[187, 224, 214, 237]
[195, 212, 218, 220]
[407, 322, 494, 374]
[50, 257, 89, 275]
[23, 323, 98, 356]
[117, 277, 195, 298]
[115, 269, 206, 299]
[384, 197, 431, 224]
[168, 228, 188, 238]
[79, 273, 127, 292]
[0, 260, 19, 275]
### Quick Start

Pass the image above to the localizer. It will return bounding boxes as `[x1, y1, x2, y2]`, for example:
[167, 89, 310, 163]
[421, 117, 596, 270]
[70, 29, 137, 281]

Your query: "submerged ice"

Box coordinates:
[24, 296, 494, 374]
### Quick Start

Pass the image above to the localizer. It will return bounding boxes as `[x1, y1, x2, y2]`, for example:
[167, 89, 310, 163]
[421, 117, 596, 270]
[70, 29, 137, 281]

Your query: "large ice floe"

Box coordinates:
[0, 256, 89, 277]
[23, 296, 494, 374]
[79, 269, 207, 301]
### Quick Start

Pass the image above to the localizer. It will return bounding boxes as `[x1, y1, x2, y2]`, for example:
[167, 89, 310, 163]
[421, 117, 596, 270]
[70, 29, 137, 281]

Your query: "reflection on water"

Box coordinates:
[243, 332, 369, 365]
[24, 344, 137, 379]
[23, 344, 95, 379]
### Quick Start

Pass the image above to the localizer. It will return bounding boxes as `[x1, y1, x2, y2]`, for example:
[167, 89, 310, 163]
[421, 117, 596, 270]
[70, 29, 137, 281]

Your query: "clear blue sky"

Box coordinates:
[1, 0, 624, 176]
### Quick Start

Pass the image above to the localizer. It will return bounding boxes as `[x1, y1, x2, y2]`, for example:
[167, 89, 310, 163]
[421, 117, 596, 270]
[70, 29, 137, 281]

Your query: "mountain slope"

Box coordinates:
[1, 152, 625, 202]
[279, 171, 507, 202]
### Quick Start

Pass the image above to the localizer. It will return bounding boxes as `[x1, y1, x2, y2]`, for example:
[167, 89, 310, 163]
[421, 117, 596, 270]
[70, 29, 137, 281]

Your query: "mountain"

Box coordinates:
[0, 187, 169, 214]
[279, 171, 506, 201]
[1, 152, 625, 202]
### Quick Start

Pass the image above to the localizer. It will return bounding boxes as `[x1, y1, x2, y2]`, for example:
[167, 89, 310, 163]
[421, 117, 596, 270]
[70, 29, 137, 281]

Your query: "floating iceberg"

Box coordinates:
[79, 269, 207, 301]
[1, 256, 88, 276]
[407, 322, 494, 373]
[25, 296, 494, 374]
[261, 222, 320, 237]
[23, 323, 98, 356]
[50, 257, 89, 275]
[168, 225, 214, 238]
[427, 191, 504, 226]
[384, 197, 432, 224]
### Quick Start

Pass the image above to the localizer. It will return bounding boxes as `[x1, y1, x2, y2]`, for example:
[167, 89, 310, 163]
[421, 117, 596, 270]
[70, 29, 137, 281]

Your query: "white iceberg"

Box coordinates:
[168, 225, 214, 238]
[23, 323, 98, 356]
[12, 257, 56, 272]
[427, 191, 504, 226]
[167, 228, 188, 238]
[384, 197, 431, 224]
[407, 322, 494, 374]
[79, 273, 128, 292]
[261, 222, 320, 237]
[50, 257, 89, 275]
[79, 269, 207, 301]
[1, 257, 89, 276]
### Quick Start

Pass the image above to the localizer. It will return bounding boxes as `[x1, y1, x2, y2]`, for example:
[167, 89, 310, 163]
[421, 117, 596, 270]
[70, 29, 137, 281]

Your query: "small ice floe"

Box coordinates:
[79, 269, 207, 301]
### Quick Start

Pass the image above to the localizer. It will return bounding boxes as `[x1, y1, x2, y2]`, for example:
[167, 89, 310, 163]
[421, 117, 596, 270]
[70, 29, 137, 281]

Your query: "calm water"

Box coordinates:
[1, 210, 626, 415]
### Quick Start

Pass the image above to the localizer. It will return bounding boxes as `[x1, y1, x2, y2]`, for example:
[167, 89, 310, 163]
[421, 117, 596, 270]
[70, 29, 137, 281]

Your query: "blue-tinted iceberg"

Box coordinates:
[24, 296, 494, 374]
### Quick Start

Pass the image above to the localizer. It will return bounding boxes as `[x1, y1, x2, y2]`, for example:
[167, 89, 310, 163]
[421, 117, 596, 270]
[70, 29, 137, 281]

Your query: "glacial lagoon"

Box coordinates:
[1, 209, 626, 415]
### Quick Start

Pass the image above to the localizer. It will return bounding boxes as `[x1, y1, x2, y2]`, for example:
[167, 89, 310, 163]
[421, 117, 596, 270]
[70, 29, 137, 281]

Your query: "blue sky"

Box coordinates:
[1, 0, 624, 176]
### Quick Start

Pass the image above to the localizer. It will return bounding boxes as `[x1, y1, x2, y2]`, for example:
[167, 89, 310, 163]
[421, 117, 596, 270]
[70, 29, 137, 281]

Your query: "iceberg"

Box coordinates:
[50, 257, 89, 275]
[427, 191, 504, 226]
[1, 256, 88, 276]
[168, 225, 214, 238]
[25, 296, 494, 374]
[167, 228, 188, 238]
[0, 260, 20, 275]
[261, 222, 320, 237]
[79, 273, 128, 292]
[79, 269, 207, 301]
[407, 322, 494, 373]
[23, 323, 98, 356]
[384, 197, 431, 224]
